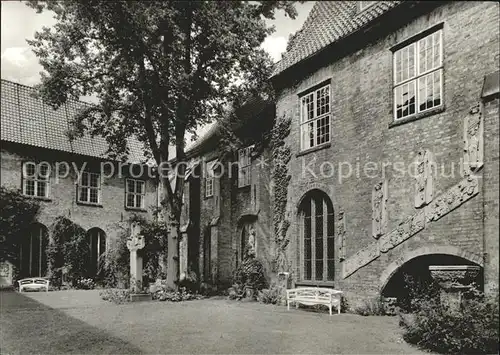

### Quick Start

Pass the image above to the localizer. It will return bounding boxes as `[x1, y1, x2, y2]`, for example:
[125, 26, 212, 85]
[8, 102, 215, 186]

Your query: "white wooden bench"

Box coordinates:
[18, 278, 49, 292]
[286, 287, 343, 315]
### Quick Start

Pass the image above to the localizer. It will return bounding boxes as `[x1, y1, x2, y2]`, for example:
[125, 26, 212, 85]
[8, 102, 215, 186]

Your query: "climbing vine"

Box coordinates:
[271, 113, 292, 272]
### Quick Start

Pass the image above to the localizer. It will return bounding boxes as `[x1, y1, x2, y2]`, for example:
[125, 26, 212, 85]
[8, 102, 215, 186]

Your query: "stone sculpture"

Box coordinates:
[372, 180, 388, 239]
[463, 104, 483, 174]
[337, 210, 347, 261]
[127, 222, 146, 293]
[415, 149, 434, 208]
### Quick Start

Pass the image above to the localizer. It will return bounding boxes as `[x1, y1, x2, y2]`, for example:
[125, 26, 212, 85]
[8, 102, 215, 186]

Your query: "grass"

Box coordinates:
[1, 290, 427, 354]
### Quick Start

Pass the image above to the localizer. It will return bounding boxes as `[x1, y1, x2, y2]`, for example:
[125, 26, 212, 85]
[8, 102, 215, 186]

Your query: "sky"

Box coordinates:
[1, 1, 315, 146]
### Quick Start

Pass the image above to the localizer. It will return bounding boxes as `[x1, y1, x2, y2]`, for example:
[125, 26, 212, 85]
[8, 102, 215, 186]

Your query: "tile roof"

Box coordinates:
[272, 1, 402, 77]
[1, 79, 146, 164]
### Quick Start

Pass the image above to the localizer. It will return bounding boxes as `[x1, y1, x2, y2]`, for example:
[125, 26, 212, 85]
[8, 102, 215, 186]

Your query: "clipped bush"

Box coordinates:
[401, 288, 499, 354]
[257, 282, 284, 305]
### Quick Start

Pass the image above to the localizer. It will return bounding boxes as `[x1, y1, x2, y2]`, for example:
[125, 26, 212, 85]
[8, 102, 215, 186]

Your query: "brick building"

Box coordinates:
[0, 79, 158, 287]
[269, 1, 499, 300]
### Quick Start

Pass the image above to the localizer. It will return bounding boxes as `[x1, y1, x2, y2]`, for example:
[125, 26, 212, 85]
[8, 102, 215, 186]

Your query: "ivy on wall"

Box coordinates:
[271, 113, 292, 273]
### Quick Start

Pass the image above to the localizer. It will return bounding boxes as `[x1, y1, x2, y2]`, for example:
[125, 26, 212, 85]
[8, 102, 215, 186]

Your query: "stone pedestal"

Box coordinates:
[127, 224, 146, 295]
[429, 265, 480, 310]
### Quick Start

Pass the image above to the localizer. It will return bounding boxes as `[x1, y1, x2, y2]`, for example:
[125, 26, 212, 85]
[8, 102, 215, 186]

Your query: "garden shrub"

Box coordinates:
[75, 277, 96, 290]
[257, 282, 284, 305]
[232, 257, 267, 292]
[100, 225, 129, 288]
[48, 216, 90, 288]
[151, 285, 204, 302]
[0, 187, 40, 264]
[400, 286, 499, 354]
[353, 295, 388, 316]
[227, 283, 245, 300]
[99, 288, 131, 304]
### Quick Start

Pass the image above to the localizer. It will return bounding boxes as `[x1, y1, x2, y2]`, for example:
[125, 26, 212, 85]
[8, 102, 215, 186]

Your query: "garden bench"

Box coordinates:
[286, 287, 342, 315]
[18, 278, 49, 292]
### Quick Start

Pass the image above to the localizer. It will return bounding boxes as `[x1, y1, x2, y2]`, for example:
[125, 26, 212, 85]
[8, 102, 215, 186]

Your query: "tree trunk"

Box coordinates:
[165, 210, 180, 290]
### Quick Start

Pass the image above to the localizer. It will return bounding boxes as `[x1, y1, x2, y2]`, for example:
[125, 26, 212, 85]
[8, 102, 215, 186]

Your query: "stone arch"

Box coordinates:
[379, 245, 484, 291]
[295, 185, 334, 210]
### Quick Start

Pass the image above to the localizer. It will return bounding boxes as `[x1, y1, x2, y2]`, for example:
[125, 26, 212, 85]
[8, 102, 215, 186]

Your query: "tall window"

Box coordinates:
[86, 228, 106, 277]
[78, 171, 101, 204]
[126, 179, 145, 209]
[238, 146, 253, 188]
[205, 160, 216, 197]
[19, 224, 48, 277]
[393, 29, 443, 120]
[300, 84, 331, 151]
[22, 162, 50, 198]
[299, 190, 335, 282]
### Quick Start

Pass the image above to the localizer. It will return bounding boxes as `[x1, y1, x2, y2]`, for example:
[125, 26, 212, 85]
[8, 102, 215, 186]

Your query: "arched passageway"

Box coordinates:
[381, 253, 483, 310]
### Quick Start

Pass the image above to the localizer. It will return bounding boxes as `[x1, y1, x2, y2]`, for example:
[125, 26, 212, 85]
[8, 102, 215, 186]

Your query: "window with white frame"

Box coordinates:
[393, 29, 443, 120]
[22, 162, 50, 198]
[126, 179, 145, 209]
[238, 146, 253, 188]
[78, 171, 101, 204]
[300, 84, 331, 151]
[359, 1, 376, 11]
[205, 160, 216, 197]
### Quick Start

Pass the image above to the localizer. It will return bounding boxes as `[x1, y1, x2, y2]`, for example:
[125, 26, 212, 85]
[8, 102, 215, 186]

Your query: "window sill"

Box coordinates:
[76, 201, 103, 208]
[125, 207, 147, 212]
[238, 184, 251, 190]
[295, 280, 335, 288]
[204, 195, 214, 200]
[22, 195, 52, 202]
[296, 142, 331, 157]
[389, 105, 445, 128]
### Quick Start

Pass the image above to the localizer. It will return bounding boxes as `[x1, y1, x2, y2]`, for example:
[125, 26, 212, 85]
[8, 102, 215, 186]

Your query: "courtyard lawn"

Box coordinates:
[1, 290, 427, 354]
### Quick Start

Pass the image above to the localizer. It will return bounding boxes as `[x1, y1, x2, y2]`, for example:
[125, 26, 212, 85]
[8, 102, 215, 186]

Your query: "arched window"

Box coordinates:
[20, 223, 48, 277]
[299, 190, 334, 282]
[86, 228, 106, 276]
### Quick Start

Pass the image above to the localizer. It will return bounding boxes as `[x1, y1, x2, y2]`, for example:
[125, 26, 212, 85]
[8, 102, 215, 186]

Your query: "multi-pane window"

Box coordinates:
[78, 171, 101, 204]
[86, 228, 106, 277]
[299, 191, 335, 282]
[300, 84, 331, 151]
[22, 162, 50, 198]
[393, 30, 443, 120]
[205, 160, 216, 197]
[238, 146, 253, 188]
[126, 179, 145, 209]
[359, 1, 376, 11]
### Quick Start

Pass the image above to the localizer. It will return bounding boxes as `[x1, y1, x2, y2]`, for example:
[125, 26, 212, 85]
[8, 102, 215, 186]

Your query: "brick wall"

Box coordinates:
[274, 1, 499, 298]
[483, 96, 499, 295]
[1, 144, 158, 251]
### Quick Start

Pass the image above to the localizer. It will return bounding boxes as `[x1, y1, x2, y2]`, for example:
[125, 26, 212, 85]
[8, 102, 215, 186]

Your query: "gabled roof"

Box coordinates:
[272, 1, 402, 77]
[1, 79, 145, 163]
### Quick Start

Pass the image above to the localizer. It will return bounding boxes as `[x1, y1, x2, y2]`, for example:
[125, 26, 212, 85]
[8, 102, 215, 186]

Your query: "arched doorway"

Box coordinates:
[86, 228, 106, 277]
[20, 223, 49, 277]
[381, 253, 483, 311]
[297, 190, 335, 282]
